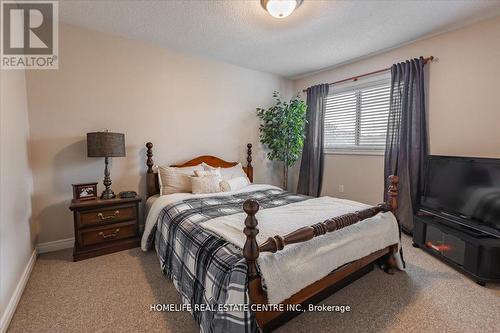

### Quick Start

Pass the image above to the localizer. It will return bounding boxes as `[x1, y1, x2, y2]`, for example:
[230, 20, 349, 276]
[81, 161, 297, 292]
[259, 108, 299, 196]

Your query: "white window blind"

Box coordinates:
[324, 77, 391, 153]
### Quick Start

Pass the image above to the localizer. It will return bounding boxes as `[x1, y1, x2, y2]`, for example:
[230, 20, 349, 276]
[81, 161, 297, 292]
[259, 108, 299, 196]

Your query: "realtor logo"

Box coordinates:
[1, 0, 58, 69]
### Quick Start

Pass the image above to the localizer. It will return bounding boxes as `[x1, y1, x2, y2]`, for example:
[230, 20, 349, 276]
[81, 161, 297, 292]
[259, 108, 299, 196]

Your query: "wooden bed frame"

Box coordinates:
[145, 141, 400, 332]
[145, 142, 253, 197]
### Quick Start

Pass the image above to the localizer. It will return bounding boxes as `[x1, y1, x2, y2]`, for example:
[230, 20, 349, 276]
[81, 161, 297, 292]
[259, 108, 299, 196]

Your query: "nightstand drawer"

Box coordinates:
[70, 196, 142, 261]
[80, 221, 137, 246]
[78, 206, 135, 227]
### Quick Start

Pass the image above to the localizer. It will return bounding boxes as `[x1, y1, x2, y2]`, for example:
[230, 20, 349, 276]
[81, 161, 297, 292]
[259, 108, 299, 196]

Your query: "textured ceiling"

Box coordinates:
[60, 0, 500, 78]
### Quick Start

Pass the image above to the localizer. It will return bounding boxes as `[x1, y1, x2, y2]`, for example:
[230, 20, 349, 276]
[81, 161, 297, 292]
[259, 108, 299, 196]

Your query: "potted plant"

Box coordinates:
[257, 92, 307, 190]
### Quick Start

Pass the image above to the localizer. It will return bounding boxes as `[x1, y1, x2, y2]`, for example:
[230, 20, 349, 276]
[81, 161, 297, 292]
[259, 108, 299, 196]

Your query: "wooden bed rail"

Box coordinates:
[243, 175, 399, 274]
[259, 204, 389, 253]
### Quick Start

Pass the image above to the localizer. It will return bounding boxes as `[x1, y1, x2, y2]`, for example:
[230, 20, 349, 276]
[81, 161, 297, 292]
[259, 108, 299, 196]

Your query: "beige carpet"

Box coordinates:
[7, 235, 500, 333]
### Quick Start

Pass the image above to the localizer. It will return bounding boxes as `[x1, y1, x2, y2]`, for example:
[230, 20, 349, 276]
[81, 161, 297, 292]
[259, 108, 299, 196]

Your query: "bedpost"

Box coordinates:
[387, 175, 399, 212]
[146, 142, 156, 198]
[243, 199, 267, 306]
[243, 199, 259, 279]
[246, 143, 254, 182]
[146, 142, 154, 173]
[383, 174, 399, 274]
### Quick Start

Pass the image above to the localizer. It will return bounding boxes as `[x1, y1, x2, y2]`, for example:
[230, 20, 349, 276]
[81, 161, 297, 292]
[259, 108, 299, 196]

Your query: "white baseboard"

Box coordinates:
[0, 249, 37, 333]
[36, 238, 74, 254]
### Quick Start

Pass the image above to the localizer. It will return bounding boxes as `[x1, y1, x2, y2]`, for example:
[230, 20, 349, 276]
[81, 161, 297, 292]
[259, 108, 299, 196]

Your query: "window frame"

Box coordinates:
[323, 73, 391, 156]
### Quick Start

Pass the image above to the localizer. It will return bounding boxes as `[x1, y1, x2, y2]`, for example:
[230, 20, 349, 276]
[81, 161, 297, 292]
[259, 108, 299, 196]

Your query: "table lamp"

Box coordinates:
[86, 131, 125, 199]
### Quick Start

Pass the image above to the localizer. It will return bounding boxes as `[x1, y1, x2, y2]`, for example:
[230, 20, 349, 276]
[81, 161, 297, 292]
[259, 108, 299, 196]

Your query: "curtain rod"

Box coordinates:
[302, 56, 434, 93]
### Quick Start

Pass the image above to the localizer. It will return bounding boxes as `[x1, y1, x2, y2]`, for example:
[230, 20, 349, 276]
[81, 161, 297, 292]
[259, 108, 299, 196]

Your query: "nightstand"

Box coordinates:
[69, 196, 142, 261]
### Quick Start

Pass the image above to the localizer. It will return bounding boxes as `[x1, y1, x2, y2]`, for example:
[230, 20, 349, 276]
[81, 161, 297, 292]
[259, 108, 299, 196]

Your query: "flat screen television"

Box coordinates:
[421, 155, 500, 237]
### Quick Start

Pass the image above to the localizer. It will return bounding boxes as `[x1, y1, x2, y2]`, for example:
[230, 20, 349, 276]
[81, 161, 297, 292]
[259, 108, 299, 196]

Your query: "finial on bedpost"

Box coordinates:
[246, 143, 254, 183]
[387, 175, 399, 212]
[243, 199, 260, 279]
[146, 142, 154, 173]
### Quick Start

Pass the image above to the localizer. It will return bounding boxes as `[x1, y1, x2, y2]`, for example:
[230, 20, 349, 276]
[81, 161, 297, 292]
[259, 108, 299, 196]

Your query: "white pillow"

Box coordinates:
[202, 162, 249, 181]
[194, 169, 221, 178]
[191, 175, 222, 194]
[158, 164, 203, 195]
[220, 177, 250, 192]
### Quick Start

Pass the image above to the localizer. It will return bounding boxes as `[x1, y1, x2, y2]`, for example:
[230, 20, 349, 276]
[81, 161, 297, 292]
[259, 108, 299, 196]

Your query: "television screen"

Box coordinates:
[421, 156, 500, 232]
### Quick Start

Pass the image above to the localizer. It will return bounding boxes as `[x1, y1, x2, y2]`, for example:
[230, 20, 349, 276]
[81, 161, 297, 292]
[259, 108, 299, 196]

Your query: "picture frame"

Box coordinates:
[72, 182, 98, 201]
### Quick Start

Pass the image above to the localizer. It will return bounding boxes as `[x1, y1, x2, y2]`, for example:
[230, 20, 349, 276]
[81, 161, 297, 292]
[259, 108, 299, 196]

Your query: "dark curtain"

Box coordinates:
[384, 57, 428, 233]
[297, 84, 330, 196]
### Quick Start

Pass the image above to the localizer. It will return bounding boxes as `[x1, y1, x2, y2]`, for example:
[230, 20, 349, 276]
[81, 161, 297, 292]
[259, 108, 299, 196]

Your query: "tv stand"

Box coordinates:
[413, 212, 500, 286]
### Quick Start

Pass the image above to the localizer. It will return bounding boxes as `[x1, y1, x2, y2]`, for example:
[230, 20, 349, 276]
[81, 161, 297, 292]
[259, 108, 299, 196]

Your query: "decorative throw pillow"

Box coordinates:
[220, 177, 250, 192]
[157, 164, 203, 195]
[202, 163, 249, 182]
[191, 175, 222, 194]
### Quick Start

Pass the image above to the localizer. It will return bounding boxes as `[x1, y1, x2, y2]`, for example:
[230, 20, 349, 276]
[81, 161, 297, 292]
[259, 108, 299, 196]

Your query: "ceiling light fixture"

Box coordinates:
[261, 0, 303, 19]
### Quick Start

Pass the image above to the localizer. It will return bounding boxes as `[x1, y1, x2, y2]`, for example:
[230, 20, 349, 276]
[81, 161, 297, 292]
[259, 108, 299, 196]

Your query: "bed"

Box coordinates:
[142, 142, 401, 333]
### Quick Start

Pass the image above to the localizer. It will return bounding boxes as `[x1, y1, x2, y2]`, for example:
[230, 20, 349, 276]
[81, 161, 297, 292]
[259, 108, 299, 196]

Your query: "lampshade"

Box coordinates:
[87, 132, 126, 157]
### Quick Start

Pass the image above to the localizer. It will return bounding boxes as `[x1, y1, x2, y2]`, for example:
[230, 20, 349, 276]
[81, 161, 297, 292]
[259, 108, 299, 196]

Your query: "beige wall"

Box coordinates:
[293, 16, 500, 205]
[0, 69, 35, 329]
[26, 24, 293, 244]
[21, 16, 500, 244]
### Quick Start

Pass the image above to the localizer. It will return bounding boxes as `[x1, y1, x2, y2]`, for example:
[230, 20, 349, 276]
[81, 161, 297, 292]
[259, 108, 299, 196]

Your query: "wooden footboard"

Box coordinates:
[243, 175, 400, 331]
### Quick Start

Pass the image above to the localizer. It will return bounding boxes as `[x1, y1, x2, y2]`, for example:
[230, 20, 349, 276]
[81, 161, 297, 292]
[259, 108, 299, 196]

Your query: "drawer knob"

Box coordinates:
[98, 228, 120, 239]
[97, 210, 120, 221]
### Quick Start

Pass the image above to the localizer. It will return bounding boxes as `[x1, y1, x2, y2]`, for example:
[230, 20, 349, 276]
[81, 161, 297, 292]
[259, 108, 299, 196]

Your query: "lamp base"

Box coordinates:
[101, 156, 116, 200]
[100, 188, 116, 200]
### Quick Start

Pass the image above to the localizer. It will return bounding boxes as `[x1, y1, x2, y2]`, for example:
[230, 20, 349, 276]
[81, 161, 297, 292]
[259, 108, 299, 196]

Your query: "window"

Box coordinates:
[324, 75, 391, 154]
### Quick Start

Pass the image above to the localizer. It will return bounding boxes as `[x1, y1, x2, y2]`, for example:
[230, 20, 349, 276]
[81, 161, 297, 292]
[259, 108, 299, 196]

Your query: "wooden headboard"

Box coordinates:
[145, 142, 254, 198]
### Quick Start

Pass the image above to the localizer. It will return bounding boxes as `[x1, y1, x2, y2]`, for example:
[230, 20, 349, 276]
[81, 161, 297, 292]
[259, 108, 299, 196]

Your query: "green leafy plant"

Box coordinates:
[257, 91, 307, 190]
